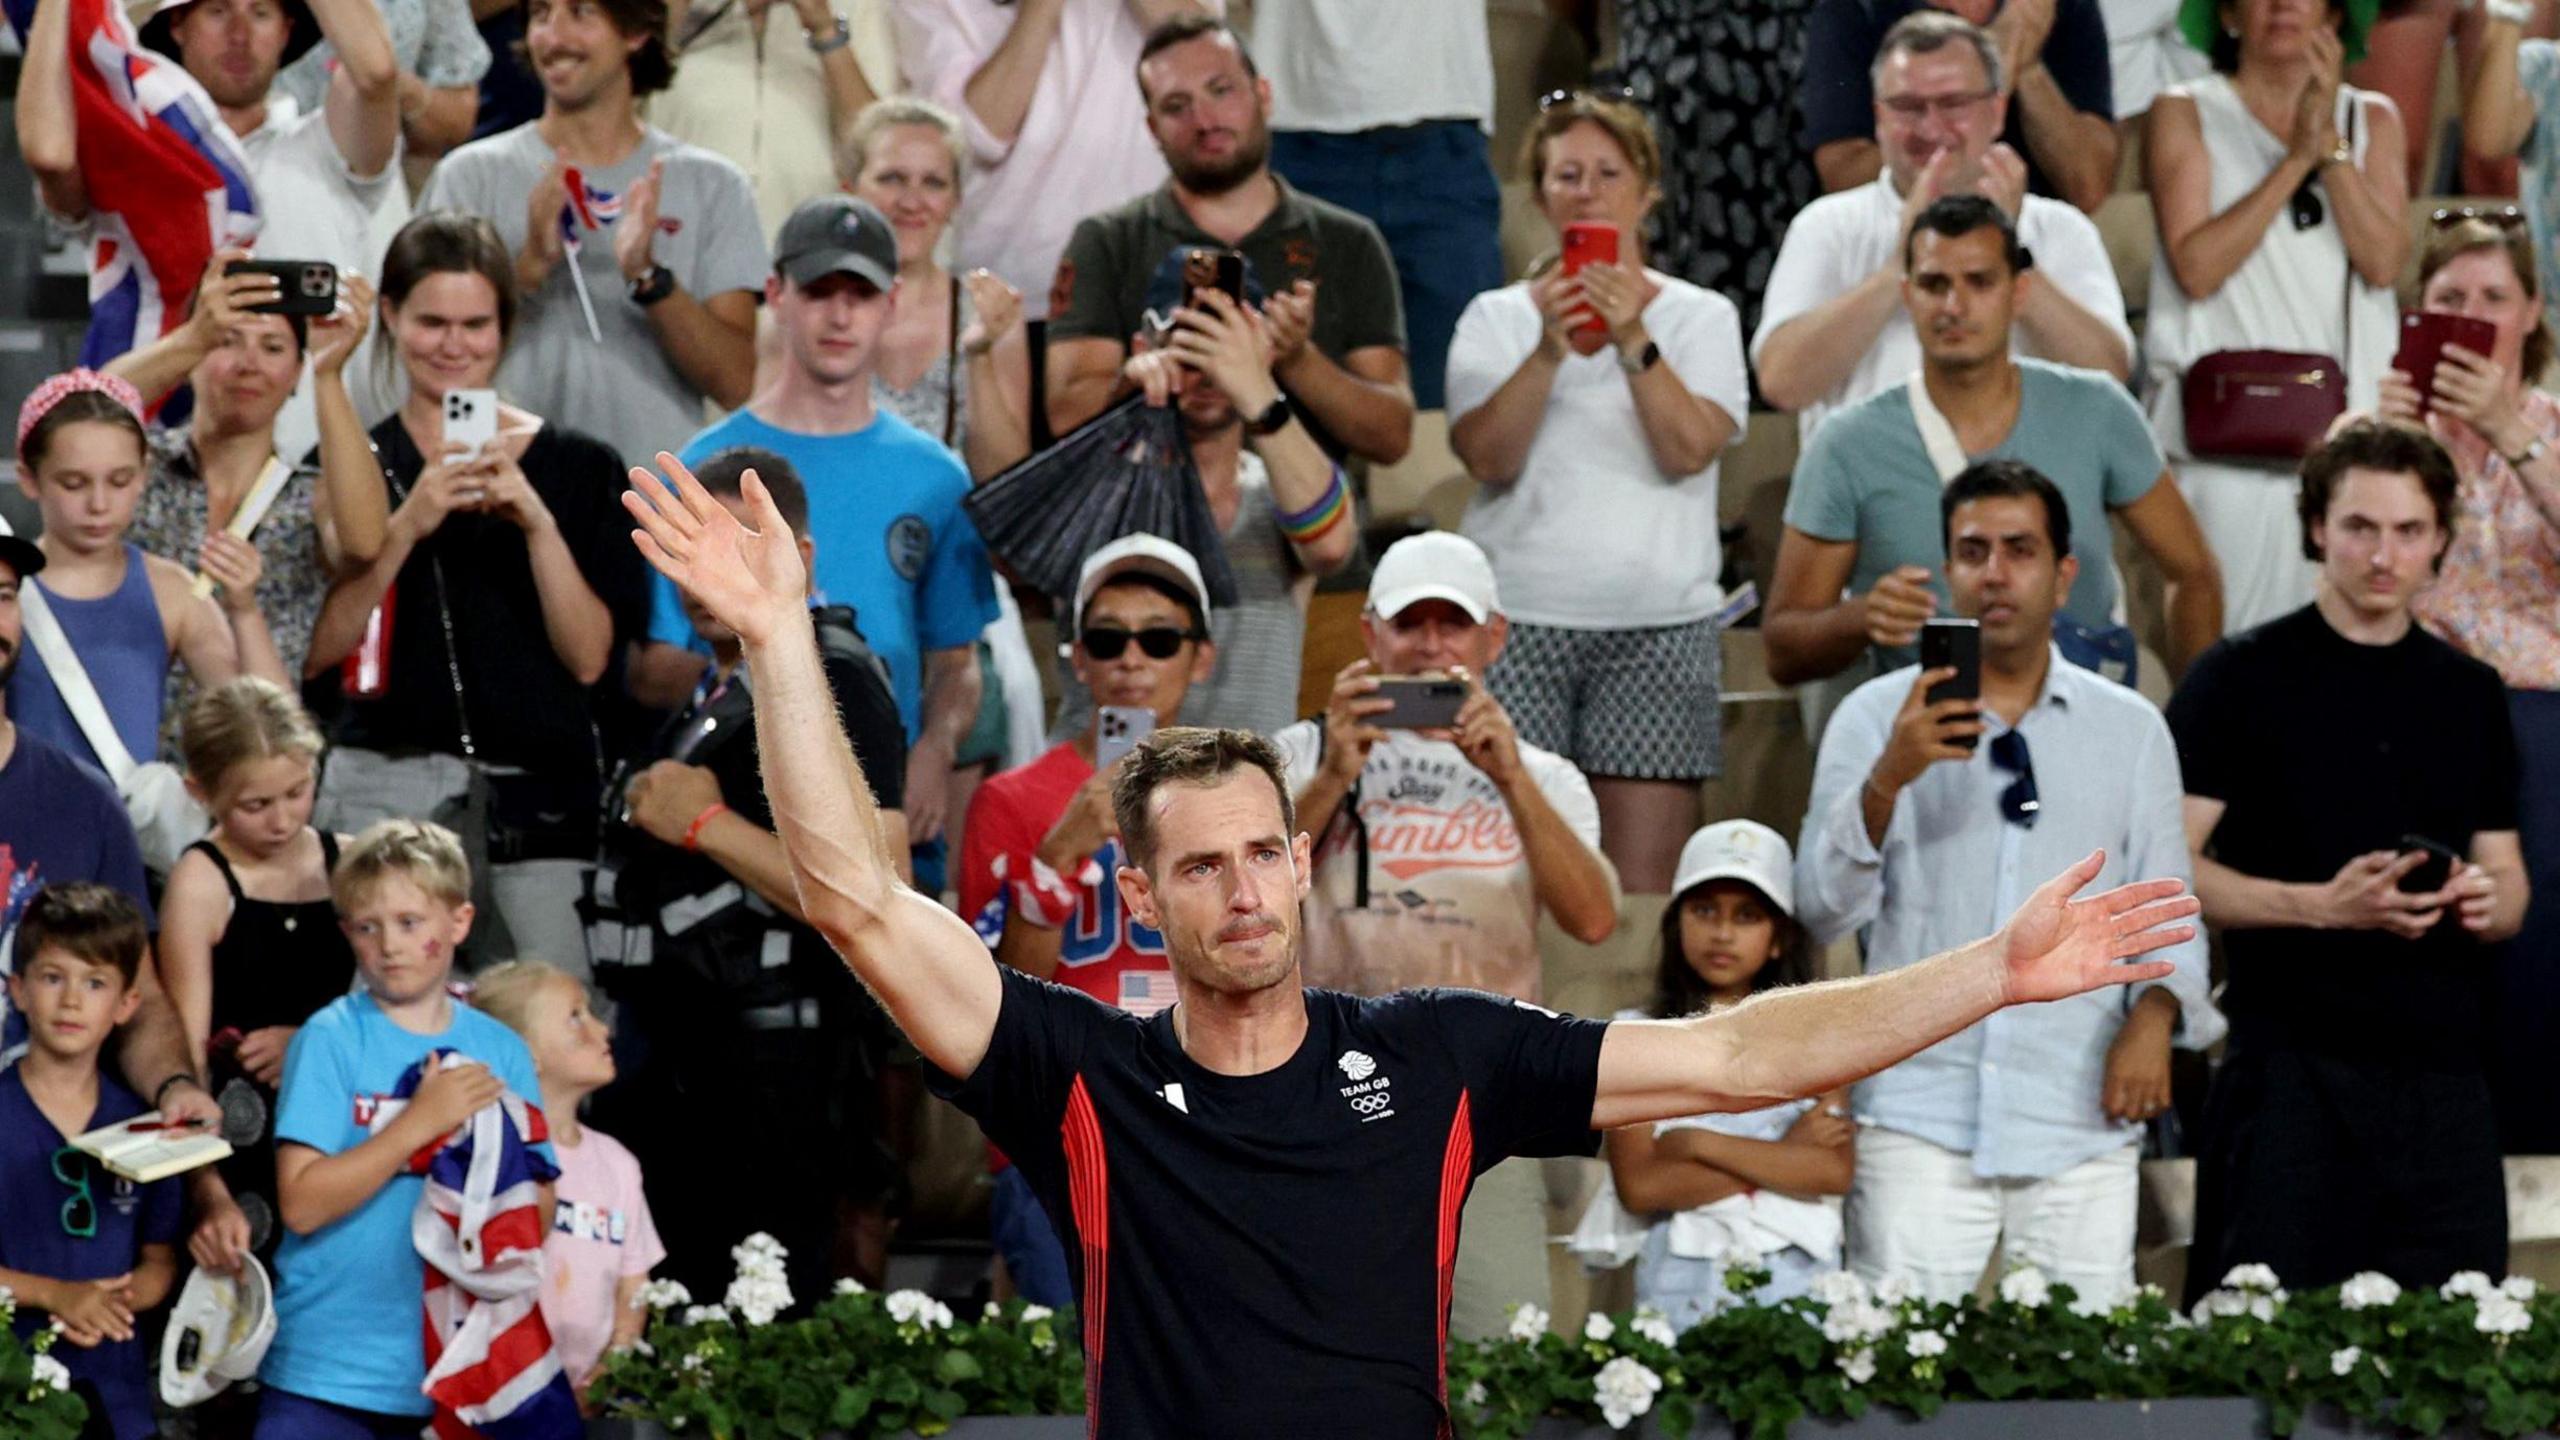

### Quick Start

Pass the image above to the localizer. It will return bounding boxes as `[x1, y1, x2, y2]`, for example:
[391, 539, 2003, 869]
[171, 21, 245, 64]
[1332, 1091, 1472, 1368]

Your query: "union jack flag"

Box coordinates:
[373, 1052, 582, 1440]
[0, 0, 259, 372]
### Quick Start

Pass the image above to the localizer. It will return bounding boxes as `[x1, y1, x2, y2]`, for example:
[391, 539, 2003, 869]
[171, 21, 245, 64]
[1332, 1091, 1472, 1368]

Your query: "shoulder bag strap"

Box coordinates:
[0, 511, 142, 786]
[943, 273, 962, 447]
[1903, 372, 1972, 484]
[189, 456, 294, 599]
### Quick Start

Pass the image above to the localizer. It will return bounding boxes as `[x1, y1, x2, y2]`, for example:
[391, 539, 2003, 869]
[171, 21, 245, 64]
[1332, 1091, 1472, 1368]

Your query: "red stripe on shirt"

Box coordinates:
[1062, 1075, 1109, 1438]
[1434, 1088, 1475, 1438]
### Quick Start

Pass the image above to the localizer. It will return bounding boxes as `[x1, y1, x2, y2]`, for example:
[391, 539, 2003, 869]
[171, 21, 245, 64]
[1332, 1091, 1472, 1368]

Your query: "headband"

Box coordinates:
[17, 369, 146, 462]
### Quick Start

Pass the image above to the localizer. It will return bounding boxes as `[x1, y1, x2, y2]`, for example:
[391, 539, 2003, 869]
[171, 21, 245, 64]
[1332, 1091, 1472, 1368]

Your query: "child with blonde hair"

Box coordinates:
[472, 960, 663, 1404]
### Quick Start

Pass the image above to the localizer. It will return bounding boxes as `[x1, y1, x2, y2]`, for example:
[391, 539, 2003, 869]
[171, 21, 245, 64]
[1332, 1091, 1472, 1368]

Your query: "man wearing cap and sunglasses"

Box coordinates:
[1797, 459, 2221, 1308]
[1273, 528, 1618, 1339]
[956, 533, 1215, 1306]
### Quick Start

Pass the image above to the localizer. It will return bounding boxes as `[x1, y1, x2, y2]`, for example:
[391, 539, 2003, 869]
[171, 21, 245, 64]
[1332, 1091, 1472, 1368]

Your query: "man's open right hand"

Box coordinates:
[625, 452, 810, 651]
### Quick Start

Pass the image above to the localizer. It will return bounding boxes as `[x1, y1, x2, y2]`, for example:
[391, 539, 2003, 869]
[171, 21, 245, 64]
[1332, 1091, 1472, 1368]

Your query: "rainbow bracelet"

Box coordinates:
[1276, 466, 1351, 545]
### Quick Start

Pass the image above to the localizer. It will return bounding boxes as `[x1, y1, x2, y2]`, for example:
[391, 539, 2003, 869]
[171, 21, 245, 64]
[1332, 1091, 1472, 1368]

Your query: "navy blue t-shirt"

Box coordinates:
[0, 1066, 182, 1440]
[929, 967, 1609, 1438]
[1, 732, 152, 1053]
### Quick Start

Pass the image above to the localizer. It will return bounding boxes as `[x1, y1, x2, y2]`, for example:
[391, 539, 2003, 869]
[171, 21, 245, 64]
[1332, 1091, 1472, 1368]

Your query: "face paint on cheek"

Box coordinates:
[424, 939, 444, 959]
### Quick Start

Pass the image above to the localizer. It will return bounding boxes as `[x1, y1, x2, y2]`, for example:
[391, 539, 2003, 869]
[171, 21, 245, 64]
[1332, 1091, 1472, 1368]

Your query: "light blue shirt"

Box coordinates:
[1795, 648, 2224, 1181]
[261, 990, 549, 1415]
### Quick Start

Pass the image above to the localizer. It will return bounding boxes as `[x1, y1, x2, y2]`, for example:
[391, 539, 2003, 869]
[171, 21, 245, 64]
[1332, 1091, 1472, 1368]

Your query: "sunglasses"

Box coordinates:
[1080, 626, 1201, 661]
[1539, 85, 1641, 111]
[54, 1145, 95, 1238]
[2433, 204, 2527, 231]
[1879, 88, 1997, 121]
[2290, 181, 2325, 232]
[1990, 729, 2040, 829]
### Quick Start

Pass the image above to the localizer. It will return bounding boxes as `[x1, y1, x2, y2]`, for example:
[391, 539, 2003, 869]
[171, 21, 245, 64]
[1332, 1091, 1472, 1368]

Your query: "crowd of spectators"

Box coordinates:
[1, 0, 2557, 1434]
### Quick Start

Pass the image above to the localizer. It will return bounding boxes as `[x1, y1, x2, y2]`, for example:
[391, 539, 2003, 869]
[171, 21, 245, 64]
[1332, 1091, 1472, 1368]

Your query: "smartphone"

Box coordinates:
[1181, 247, 1246, 309]
[2398, 833, 2465, 895]
[1919, 617, 1983, 752]
[441, 387, 498, 460]
[1373, 676, 1470, 731]
[224, 258, 339, 317]
[1560, 222, 1618, 350]
[2395, 311, 2500, 413]
[1096, 705, 1156, 770]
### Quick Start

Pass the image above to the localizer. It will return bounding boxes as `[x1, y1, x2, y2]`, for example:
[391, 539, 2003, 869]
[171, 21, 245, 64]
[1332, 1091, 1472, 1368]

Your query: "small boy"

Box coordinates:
[0, 884, 180, 1440]
[257, 820, 550, 1437]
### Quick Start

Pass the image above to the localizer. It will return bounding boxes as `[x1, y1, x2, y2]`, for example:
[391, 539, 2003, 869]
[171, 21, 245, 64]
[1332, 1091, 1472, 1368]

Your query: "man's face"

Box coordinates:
[1874, 43, 2006, 196]
[1117, 770, 1309, 999]
[767, 271, 895, 388]
[1071, 580, 1213, 727]
[1945, 494, 2078, 653]
[1906, 226, 2022, 369]
[0, 559, 21, 694]
[169, 0, 293, 110]
[1363, 599, 1505, 678]
[7, 948, 140, 1064]
[1140, 33, 1271, 197]
[2311, 467, 2449, 620]
[682, 494, 815, 647]
[526, 0, 642, 112]
[341, 875, 474, 1007]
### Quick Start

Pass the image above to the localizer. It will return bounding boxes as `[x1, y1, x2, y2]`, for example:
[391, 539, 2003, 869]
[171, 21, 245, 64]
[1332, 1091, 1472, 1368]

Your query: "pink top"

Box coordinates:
[2413, 387, 2560, 692]
[891, 0, 1222, 317]
[541, 1126, 666, 1382]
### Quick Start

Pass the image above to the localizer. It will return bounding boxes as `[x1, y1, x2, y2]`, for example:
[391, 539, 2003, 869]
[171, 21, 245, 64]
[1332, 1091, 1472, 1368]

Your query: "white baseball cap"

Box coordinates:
[1073, 533, 1213, 631]
[1671, 820, 1796, 918]
[160, 1254, 276, 1407]
[1366, 531, 1501, 624]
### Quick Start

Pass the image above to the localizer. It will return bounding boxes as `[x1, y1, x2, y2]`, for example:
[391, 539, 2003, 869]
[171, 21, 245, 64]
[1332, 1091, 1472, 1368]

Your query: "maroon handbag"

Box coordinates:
[2180, 350, 2346, 461]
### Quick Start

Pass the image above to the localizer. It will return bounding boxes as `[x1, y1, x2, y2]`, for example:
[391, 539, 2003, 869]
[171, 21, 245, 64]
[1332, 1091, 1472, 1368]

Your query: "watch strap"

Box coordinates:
[808, 14, 850, 51]
[1247, 394, 1293, 436]
[1617, 339, 1661, 374]
[629, 264, 677, 306]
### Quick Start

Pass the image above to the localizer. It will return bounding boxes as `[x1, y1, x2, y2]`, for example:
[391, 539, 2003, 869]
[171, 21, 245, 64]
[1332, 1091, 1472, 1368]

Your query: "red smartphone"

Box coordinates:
[2395, 311, 2499, 414]
[1560, 222, 1618, 353]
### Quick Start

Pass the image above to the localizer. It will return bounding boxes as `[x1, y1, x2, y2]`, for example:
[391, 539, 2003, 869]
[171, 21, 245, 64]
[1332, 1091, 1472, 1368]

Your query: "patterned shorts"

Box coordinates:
[1487, 616, 1722, 782]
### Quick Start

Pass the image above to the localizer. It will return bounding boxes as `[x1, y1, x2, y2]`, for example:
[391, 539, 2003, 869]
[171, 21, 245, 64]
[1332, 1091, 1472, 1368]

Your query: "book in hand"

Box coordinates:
[72, 1112, 233, 1183]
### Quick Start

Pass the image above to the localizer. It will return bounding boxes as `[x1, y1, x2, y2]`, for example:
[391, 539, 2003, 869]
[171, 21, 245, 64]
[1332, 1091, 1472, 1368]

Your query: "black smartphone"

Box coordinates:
[1373, 676, 1469, 730]
[1918, 617, 1982, 751]
[2398, 833, 2464, 894]
[224, 259, 339, 317]
[1181, 247, 1246, 309]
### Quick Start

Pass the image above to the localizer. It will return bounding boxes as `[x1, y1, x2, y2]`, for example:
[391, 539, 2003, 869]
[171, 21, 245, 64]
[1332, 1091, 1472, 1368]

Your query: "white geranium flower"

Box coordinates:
[2501, 1276, 2539, 1302]
[731, 1232, 788, 1271]
[2221, 1264, 2281, 1292]
[680, 1304, 730, 1326]
[1998, 1266, 2051, 1310]
[0, 1284, 15, 1319]
[1585, 1312, 1616, 1343]
[1507, 1303, 1550, 1343]
[1021, 1304, 1055, 1323]
[725, 1270, 793, 1327]
[637, 1278, 693, 1311]
[29, 1354, 69, 1393]
[1820, 1299, 1894, 1345]
[984, 1301, 1003, 1321]
[1593, 1356, 1664, 1429]
[1462, 1381, 1489, 1410]
[1629, 1308, 1679, 1349]
[2339, 1273, 2402, 1311]
[832, 1277, 867, 1297]
[2068, 1291, 2115, 1319]
[1838, 1347, 1878, 1385]
[1906, 1329, 1948, 1359]
[1807, 1270, 1872, 1310]
[679, 1353, 708, 1374]
[2191, 1287, 2280, 1323]
[2475, 1293, 2533, 1338]
[630, 1340, 655, 1359]
[1872, 1273, 1917, 1307]
[885, 1289, 955, 1331]
[2330, 1346, 2363, 1377]
[2441, 1271, 2499, 1302]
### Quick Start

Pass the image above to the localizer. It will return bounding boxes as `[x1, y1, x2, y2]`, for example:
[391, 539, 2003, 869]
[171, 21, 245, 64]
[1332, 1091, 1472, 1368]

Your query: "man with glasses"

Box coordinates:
[1757, 11, 2130, 446]
[1795, 460, 2219, 1307]
[957, 533, 1218, 1305]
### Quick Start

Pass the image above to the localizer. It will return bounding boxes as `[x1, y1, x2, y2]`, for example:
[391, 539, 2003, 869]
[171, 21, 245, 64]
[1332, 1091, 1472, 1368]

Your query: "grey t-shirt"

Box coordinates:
[416, 125, 769, 466]
[1048, 451, 1306, 742]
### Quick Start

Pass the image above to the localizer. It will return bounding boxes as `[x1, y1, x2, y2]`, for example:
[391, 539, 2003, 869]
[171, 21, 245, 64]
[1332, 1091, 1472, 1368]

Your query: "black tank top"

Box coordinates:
[188, 831, 358, 1036]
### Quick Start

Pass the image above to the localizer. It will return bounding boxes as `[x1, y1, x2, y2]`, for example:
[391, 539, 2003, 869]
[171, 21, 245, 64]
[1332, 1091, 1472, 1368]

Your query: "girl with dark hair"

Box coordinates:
[304, 209, 650, 975]
[1572, 821, 1853, 1328]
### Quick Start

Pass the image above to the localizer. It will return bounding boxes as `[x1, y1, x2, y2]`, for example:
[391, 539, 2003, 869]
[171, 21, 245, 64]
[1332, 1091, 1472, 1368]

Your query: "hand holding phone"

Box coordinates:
[1372, 676, 1470, 730]
[1918, 618, 1983, 753]
[224, 259, 339, 317]
[440, 389, 499, 484]
[1096, 706, 1157, 770]
[2396, 833, 2464, 896]
[1559, 222, 1618, 354]
[2394, 311, 2500, 415]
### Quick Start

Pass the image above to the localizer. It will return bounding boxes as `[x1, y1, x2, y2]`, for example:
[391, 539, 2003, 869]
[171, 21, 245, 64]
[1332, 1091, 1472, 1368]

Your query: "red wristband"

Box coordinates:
[681, 802, 729, 852]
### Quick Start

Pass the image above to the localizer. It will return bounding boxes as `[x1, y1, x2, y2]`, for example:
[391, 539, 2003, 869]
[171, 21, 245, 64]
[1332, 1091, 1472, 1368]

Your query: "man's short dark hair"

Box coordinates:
[2296, 420, 2461, 565]
[518, 0, 673, 95]
[1903, 194, 2032, 275]
[16, 883, 147, 988]
[693, 447, 809, 538]
[1943, 459, 2071, 556]
[1135, 14, 1258, 100]
[1081, 572, 1206, 638]
[1112, 727, 1294, 874]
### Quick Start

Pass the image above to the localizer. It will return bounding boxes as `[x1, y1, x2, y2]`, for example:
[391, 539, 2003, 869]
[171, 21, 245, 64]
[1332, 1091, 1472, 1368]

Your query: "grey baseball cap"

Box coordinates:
[773, 195, 898, 291]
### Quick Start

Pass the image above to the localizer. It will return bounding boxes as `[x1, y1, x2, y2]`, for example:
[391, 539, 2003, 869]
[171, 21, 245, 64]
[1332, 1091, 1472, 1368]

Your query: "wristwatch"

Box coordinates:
[1245, 394, 1293, 436]
[2508, 435, 2549, 469]
[628, 264, 677, 307]
[1617, 339, 1661, 375]
[807, 14, 850, 52]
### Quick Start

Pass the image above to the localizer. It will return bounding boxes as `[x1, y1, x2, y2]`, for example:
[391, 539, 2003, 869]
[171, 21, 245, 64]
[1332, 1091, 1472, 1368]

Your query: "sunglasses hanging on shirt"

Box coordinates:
[1990, 730, 2040, 828]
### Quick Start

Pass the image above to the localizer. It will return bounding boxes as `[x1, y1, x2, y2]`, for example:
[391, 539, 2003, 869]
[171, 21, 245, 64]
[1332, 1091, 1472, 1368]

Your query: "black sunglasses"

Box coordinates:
[1080, 626, 1200, 661]
[2290, 180, 2325, 232]
[1990, 729, 2040, 828]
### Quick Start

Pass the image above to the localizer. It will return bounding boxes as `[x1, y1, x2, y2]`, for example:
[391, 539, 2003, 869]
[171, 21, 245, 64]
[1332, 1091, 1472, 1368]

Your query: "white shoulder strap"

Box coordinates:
[189, 456, 292, 599]
[0, 514, 143, 786]
[1903, 371, 1971, 484]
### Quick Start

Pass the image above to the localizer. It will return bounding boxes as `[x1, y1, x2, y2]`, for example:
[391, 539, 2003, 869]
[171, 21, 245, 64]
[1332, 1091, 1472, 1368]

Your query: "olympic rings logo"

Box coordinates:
[1351, 1094, 1392, 1114]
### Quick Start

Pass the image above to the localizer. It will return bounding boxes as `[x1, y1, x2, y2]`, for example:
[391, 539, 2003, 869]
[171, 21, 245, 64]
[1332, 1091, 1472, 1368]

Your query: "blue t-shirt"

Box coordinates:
[1782, 358, 2164, 668]
[0, 733, 153, 1055]
[261, 990, 549, 1416]
[645, 408, 997, 739]
[0, 1066, 180, 1440]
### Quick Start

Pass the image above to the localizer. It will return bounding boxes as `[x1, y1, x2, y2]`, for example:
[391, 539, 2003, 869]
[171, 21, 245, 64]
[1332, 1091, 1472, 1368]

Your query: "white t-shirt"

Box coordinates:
[1271, 724, 1602, 1004]
[1445, 273, 1748, 629]
[1255, 0, 1494, 133]
[1750, 176, 2132, 445]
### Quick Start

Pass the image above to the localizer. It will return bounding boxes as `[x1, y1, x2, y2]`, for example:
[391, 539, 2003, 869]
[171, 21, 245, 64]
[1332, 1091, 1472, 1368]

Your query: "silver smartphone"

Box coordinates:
[441, 387, 498, 460]
[1373, 676, 1469, 730]
[1096, 706, 1155, 769]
